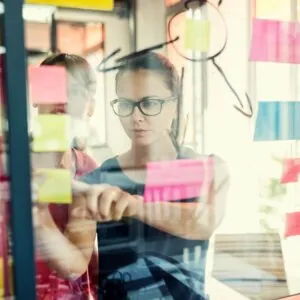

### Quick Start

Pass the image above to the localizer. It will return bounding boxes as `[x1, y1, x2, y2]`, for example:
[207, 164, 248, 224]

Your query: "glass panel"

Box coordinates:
[3, 0, 300, 299]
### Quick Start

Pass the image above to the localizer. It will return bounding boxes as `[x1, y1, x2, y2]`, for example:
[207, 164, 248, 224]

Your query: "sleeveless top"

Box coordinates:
[80, 150, 212, 300]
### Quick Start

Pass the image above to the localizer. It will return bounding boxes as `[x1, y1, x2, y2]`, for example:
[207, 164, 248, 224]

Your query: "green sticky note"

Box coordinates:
[37, 168, 72, 204]
[32, 115, 70, 152]
[184, 19, 211, 52]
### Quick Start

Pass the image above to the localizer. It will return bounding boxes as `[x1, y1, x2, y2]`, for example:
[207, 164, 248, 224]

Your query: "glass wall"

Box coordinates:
[1, 0, 300, 299]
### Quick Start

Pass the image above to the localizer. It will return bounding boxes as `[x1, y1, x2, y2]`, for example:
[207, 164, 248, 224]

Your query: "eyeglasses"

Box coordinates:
[110, 96, 177, 117]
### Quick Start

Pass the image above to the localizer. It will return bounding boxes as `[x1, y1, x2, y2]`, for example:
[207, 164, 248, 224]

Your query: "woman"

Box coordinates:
[32, 53, 99, 299]
[74, 52, 230, 299]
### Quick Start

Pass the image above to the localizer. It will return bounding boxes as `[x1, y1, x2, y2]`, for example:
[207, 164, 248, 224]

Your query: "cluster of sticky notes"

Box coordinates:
[254, 102, 300, 141]
[144, 157, 213, 202]
[281, 158, 300, 184]
[32, 115, 70, 152]
[35, 168, 72, 204]
[284, 211, 300, 238]
[28, 66, 68, 105]
[184, 18, 211, 52]
[250, 19, 300, 64]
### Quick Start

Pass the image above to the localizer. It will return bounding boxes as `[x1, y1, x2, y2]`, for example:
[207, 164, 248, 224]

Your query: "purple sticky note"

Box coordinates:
[28, 66, 68, 104]
[144, 158, 214, 202]
[250, 19, 300, 64]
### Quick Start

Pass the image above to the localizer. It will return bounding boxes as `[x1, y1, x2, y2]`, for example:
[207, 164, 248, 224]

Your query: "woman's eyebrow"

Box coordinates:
[143, 95, 160, 98]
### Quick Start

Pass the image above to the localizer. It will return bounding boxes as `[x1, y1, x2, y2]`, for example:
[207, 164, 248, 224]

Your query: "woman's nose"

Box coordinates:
[131, 106, 144, 122]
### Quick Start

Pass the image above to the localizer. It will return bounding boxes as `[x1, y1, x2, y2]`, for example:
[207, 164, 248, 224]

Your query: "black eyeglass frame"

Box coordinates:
[110, 96, 178, 117]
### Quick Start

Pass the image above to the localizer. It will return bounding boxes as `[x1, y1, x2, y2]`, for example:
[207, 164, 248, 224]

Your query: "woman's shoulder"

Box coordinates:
[79, 156, 120, 184]
[74, 149, 98, 176]
[180, 147, 229, 181]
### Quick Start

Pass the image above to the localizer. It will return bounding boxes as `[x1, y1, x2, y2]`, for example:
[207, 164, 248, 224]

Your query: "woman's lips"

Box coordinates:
[131, 129, 149, 136]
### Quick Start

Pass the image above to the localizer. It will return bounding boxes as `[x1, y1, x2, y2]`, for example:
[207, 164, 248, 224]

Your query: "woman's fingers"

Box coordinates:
[98, 187, 121, 220]
[113, 194, 132, 221]
[72, 183, 143, 222]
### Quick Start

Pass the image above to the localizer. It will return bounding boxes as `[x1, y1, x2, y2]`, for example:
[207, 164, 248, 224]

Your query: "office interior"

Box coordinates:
[1, 0, 300, 299]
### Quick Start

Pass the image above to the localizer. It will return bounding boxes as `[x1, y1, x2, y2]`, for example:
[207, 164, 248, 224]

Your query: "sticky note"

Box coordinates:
[281, 158, 300, 184]
[35, 168, 72, 204]
[254, 102, 300, 141]
[144, 158, 213, 202]
[250, 19, 300, 64]
[26, 0, 113, 11]
[279, 294, 300, 300]
[184, 18, 210, 52]
[28, 66, 68, 105]
[284, 211, 300, 238]
[32, 115, 70, 152]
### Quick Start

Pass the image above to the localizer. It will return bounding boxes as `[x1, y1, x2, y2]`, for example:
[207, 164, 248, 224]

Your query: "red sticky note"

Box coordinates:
[28, 66, 68, 104]
[144, 157, 214, 202]
[250, 19, 300, 64]
[284, 212, 300, 238]
[278, 294, 300, 299]
[281, 158, 300, 184]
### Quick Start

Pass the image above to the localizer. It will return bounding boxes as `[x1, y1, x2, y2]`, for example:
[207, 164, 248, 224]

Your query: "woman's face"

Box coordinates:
[116, 70, 176, 146]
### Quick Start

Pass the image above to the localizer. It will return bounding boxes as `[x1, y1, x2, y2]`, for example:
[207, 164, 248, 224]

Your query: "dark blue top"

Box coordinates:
[80, 152, 210, 299]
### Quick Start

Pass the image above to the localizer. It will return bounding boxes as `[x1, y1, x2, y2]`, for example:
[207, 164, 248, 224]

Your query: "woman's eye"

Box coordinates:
[142, 100, 160, 109]
[118, 102, 132, 110]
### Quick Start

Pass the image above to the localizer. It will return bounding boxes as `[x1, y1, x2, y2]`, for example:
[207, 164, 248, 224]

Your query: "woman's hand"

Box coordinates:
[72, 183, 143, 222]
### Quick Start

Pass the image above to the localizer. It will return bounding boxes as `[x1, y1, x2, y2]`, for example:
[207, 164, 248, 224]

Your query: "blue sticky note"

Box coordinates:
[254, 102, 300, 141]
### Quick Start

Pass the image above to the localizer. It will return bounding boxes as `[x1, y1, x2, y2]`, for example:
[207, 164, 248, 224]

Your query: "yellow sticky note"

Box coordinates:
[184, 18, 211, 52]
[36, 168, 72, 204]
[32, 115, 70, 152]
[26, 0, 113, 11]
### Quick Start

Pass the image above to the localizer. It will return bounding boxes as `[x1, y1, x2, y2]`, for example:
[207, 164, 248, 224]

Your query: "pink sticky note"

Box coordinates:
[28, 66, 68, 104]
[279, 295, 300, 300]
[144, 158, 213, 202]
[281, 158, 300, 184]
[250, 19, 300, 64]
[284, 212, 300, 238]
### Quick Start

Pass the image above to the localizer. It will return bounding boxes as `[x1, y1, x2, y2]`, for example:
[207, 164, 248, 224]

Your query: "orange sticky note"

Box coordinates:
[32, 115, 70, 152]
[284, 211, 300, 238]
[35, 168, 72, 204]
[28, 66, 68, 105]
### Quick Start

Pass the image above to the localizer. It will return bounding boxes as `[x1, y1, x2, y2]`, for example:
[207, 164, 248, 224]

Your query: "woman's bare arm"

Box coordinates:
[34, 194, 96, 279]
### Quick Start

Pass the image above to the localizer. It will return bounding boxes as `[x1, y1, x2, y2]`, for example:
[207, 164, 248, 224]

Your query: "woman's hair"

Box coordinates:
[115, 52, 182, 151]
[116, 52, 180, 97]
[41, 53, 97, 101]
